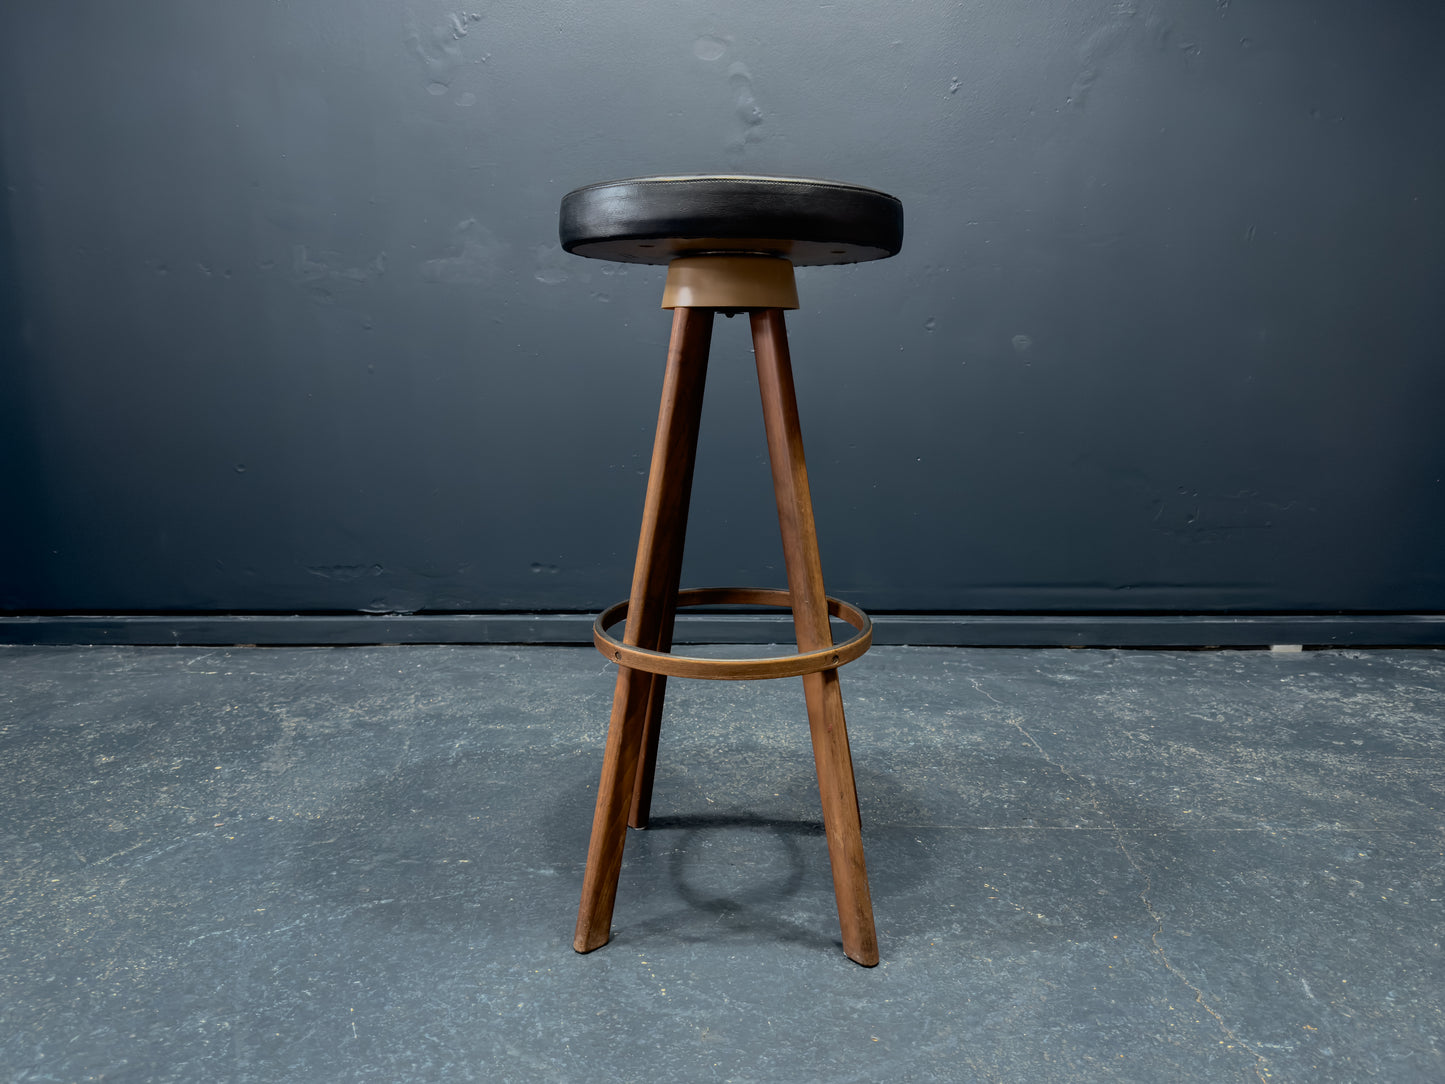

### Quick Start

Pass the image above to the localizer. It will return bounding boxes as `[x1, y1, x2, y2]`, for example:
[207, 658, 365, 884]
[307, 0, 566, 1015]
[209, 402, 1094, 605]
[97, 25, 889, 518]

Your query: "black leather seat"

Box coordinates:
[559, 174, 904, 266]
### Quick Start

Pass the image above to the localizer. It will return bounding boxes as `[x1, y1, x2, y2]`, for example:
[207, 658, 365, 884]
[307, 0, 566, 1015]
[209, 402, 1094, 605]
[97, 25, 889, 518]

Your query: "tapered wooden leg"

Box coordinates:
[751, 308, 879, 967]
[575, 307, 714, 953]
[627, 365, 698, 829]
[629, 401, 697, 827]
[629, 607, 676, 828]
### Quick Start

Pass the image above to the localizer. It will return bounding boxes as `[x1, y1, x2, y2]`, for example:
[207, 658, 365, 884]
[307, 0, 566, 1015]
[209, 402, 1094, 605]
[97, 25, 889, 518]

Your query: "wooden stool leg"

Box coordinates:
[632, 313, 716, 831]
[575, 307, 714, 953]
[629, 603, 676, 828]
[629, 373, 700, 828]
[751, 308, 879, 967]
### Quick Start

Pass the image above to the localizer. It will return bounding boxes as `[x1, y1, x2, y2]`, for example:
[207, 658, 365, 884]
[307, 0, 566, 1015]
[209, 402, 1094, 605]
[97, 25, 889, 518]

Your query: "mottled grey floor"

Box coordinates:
[1, 645, 1442, 1083]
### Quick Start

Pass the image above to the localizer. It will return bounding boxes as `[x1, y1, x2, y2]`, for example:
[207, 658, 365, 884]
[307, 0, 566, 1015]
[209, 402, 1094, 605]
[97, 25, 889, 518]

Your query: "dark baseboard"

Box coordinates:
[1, 612, 1443, 647]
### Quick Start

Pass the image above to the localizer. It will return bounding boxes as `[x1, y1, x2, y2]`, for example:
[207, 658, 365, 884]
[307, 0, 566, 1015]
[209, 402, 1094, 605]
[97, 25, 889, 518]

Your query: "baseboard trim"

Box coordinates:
[2, 612, 1443, 648]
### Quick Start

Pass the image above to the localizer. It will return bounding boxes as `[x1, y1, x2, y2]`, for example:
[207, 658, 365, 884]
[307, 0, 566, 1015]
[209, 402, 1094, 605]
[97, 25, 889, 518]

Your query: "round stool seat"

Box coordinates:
[559, 174, 903, 266]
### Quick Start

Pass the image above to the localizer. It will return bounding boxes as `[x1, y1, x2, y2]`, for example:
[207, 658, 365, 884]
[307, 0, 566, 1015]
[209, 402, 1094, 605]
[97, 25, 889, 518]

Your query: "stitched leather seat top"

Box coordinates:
[559, 175, 904, 266]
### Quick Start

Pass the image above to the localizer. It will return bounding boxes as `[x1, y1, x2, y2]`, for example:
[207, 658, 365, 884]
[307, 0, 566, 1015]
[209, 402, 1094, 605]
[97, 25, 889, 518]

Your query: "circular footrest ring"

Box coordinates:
[594, 587, 872, 681]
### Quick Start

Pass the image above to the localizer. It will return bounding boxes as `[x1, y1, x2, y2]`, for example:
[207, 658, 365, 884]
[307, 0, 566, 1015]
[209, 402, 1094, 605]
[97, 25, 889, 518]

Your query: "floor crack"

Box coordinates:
[1005, 711, 1273, 1084]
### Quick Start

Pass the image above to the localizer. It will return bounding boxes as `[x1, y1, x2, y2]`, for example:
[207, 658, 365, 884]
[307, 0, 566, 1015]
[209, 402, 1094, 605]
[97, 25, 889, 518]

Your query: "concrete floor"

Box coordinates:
[1, 644, 1442, 1083]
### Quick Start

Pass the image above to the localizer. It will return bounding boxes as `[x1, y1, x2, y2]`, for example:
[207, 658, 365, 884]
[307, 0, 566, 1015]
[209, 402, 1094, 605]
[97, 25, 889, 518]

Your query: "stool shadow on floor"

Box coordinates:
[293, 725, 1198, 951]
[538, 756, 940, 953]
[618, 812, 836, 953]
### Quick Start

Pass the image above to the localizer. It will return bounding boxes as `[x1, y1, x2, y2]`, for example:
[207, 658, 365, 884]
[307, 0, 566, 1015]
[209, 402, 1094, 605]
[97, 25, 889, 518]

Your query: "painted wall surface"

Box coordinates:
[2, 1, 1442, 615]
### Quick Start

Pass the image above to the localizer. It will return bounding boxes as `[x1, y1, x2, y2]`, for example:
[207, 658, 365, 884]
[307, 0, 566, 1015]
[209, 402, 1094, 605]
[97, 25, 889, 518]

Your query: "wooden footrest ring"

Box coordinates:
[594, 587, 872, 681]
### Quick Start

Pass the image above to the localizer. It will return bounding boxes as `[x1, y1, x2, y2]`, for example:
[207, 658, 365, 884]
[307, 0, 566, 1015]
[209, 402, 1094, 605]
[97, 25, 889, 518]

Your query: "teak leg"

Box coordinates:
[574, 307, 714, 954]
[628, 620, 674, 829]
[629, 428, 694, 827]
[751, 308, 879, 967]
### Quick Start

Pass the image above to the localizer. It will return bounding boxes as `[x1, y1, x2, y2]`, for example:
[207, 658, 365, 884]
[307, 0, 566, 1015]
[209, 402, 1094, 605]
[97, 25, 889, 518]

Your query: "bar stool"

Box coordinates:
[560, 174, 903, 967]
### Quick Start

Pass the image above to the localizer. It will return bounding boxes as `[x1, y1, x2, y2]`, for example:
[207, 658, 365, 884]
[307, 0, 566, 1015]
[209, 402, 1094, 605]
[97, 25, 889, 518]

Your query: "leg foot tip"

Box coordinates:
[573, 931, 611, 954]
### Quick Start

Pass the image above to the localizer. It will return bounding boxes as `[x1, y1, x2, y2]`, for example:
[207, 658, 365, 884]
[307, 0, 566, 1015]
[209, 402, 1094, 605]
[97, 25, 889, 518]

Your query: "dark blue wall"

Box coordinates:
[2, 1, 1442, 616]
